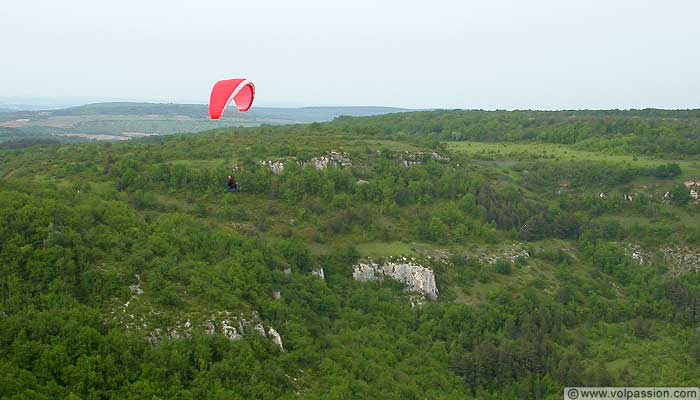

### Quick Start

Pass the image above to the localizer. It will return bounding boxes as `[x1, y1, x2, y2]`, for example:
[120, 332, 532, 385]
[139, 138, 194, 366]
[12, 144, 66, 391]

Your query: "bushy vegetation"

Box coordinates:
[1, 110, 699, 399]
[331, 109, 700, 156]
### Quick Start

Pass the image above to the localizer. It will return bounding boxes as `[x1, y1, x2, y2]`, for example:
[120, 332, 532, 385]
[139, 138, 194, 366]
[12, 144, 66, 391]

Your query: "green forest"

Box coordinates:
[1, 109, 699, 399]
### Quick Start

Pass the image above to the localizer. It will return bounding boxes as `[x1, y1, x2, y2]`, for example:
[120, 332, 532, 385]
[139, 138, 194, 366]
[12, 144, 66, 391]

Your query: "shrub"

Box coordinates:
[495, 260, 513, 275]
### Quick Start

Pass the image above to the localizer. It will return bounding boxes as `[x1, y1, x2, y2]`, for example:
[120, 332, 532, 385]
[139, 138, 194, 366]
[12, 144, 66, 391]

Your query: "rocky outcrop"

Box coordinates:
[470, 244, 530, 265]
[352, 258, 439, 300]
[267, 327, 284, 352]
[395, 152, 424, 167]
[129, 274, 144, 295]
[259, 152, 353, 174]
[683, 180, 699, 202]
[622, 243, 648, 265]
[220, 319, 243, 340]
[394, 151, 451, 167]
[124, 274, 143, 308]
[311, 267, 325, 281]
[430, 152, 451, 162]
[663, 247, 700, 276]
[259, 160, 286, 175]
[622, 243, 700, 276]
[306, 151, 352, 170]
[135, 311, 284, 350]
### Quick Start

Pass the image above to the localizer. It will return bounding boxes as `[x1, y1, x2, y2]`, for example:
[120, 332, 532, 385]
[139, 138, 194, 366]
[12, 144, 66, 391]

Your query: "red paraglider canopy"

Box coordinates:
[209, 79, 255, 119]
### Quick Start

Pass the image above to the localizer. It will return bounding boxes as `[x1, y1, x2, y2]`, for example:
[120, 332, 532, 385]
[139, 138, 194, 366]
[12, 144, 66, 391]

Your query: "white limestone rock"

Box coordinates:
[311, 267, 325, 281]
[431, 152, 451, 162]
[204, 320, 216, 335]
[137, 311, 284, 350]
[663, 247, 700, 276]
[260, 160, 286, 175]
[255, 323, 267, 337]
[221, 320, 242, 340]
[304, 151, 353, 170]
[124, 274, 144, 308]
[352, 262, 379, 281]
[353, 259, 439, 300]
[268, 327, 285, 351]
[470, 244, 530, 265]
[129, 274, 144, 295]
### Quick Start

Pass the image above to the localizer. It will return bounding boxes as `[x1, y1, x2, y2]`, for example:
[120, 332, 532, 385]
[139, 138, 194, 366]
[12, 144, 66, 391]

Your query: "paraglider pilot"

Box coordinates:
[226, 175, 238, 192]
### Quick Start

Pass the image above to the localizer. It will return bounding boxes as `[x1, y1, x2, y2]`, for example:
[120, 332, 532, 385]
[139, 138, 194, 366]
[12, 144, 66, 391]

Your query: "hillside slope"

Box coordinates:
[1, 111, 699, 398]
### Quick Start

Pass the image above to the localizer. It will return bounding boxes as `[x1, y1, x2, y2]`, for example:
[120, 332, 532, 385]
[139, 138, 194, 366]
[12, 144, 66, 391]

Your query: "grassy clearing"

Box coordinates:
[447, 141, 700, 178]
[159, 158, 231, 169]
[354, 241, 438, 258]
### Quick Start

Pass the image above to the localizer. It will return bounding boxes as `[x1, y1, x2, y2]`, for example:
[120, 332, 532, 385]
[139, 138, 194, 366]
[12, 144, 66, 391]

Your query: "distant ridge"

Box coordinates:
[0, 102, 414, 142]
[13, 102, 410, 122]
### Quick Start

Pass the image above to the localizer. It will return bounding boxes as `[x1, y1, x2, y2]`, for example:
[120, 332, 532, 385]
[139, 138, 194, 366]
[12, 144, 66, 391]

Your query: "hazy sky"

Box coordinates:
[1, 0, 699, 109]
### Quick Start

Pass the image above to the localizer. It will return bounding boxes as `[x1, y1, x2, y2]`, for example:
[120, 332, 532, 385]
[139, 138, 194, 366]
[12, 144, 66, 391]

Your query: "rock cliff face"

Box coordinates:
[352, 258, 439, 300]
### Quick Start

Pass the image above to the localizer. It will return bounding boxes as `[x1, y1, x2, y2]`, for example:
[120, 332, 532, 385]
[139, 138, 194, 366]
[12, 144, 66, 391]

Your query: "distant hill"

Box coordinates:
[0, 102, 412, 142]
[42, 102, 409, 122]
